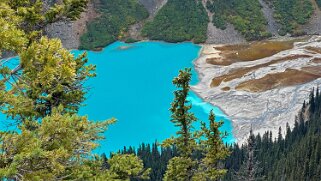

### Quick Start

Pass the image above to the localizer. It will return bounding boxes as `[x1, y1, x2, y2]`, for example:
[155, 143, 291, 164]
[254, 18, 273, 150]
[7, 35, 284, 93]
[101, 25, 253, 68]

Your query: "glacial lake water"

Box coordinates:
[74, 41, 234, 154]
[0, 41, 235, 154]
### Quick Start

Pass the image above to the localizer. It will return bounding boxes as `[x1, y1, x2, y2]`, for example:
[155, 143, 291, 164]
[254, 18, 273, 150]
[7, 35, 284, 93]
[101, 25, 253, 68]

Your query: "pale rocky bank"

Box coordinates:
[192, 36, 321, 143]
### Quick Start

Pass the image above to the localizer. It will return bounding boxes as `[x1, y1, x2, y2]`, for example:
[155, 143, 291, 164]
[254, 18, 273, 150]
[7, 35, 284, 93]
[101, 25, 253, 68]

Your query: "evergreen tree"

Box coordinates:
[235, 128, 262, 181]
[224, 87, 321, 181]
[163, 68, 229, 181]
[163, 68, 197, 180]
[195, 110, 230, 180]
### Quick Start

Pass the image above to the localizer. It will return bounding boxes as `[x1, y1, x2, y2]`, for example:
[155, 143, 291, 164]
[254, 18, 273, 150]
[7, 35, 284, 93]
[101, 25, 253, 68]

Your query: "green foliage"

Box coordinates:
[0, 107, 115, 180]
[0, 1, 150, 180]
[142, 0, 209, 43]
[79, 0, 149, 50]
[207, 0, 271, 41]
[163, 157, 194, 181]
[163, 68, 229, 180]
[0, 2, 27, 55]
[107, 154, 151, 180]
[264, 0, 313, 35]
[163, 68, 197, 158]
[317, 0, 321, 9]
[115, 142, 178, 181]
[0, 37, 95, 121]
[199, 111, 230, 180]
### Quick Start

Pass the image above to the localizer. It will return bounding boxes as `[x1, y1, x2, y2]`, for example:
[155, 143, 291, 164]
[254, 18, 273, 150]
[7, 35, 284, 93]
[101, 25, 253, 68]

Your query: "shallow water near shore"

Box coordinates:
[0, 41, 235, 154]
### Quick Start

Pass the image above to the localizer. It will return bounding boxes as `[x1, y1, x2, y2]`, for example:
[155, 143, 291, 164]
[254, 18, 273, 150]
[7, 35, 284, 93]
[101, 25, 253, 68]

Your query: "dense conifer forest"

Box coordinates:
[106, 88, 321, 180]
[224, 88, 321, 180]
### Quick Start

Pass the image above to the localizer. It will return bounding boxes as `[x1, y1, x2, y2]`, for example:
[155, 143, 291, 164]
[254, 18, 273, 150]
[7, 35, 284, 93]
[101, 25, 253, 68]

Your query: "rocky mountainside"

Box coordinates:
[45, 0, 321, 49]
[45, 0, 167, 49]
[44, 0, 99, 49]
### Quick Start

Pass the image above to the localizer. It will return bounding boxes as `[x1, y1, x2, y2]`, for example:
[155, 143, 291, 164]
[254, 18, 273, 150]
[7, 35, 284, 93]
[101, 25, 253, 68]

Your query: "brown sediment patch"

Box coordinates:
[210, 54, 312, 87]
[206, 57, 231, 66]
[311, 57, 321, 63]
[221, 87, 231, 91]
[305, 46, 321, 54]
[207, 40, 297, 66]
[302, 66, 321, 75]
[235, 69, 321, 92]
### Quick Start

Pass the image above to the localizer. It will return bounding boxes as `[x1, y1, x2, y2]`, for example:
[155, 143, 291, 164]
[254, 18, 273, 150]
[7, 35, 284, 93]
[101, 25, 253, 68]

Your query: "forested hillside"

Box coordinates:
[264, 0, 313, 35]
[142, 0, 209, 43]
[79, 0, 149, 50]
[76, 0, 319, 49]
[206, 0, 271, 41]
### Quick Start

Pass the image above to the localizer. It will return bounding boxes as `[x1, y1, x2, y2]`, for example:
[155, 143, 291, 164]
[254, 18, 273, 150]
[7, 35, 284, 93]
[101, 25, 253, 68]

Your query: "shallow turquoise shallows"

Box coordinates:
[72, 41, 235, 154]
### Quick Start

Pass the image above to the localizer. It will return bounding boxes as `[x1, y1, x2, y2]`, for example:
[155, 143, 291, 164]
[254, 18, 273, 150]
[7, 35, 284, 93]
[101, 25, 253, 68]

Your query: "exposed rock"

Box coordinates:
[44, 0, 99, 49]
[128, 22, 145, 40]
[192, 36, 321, 143]
[127, 0, 168, 39]
[139, 0, 168, 17]
[258, 0, 280, 36]
[206, 23, 247, 44]
[302, 0, 321, 35]
[202, 0, 246, 44]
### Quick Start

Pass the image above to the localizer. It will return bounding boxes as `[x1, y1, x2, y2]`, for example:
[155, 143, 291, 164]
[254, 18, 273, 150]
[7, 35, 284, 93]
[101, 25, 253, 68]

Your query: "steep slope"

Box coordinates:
[202, 0, 246, 44]
[46, 0, 321, 49]
[258, 0, 280, 36]
[139, 0, 168, 17]
[45, 0, 99, 49]
[303, 0, 321, 35]
[142, 0, 209, 43]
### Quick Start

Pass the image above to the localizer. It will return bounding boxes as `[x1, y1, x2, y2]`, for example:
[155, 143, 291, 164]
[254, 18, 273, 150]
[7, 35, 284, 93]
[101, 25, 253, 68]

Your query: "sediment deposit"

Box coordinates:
[192, 36, 321, 143]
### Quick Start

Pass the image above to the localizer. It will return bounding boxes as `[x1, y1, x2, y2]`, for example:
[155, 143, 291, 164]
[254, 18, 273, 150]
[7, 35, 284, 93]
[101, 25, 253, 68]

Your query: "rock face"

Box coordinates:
[192, 36, 321, 143]
[258, 0, 280, 36]
[139, 0, 168, 17]
[44, 0, 168, 49]
[128, 0, 167, 40]
[302, 0, 321, 35]
[202, 0, 246, 44]
[44, 0, 99, 49]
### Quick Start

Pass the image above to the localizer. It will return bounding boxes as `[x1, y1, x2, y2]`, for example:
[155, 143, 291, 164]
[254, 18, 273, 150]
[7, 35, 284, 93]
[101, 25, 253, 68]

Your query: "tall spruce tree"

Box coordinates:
[163, 68, 197, 180]
[163, 68, 229, 181]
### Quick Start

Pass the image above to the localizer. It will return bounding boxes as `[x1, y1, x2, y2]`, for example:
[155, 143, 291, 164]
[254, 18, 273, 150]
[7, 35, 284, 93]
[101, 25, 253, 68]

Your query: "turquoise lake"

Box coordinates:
[0, 41, 234, 154]
[74, 41, 234, 154]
